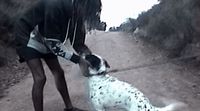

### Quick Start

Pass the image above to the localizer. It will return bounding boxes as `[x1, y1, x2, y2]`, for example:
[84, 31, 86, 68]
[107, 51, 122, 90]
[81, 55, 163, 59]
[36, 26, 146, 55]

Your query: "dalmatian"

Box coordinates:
[83, 54, 186, 111]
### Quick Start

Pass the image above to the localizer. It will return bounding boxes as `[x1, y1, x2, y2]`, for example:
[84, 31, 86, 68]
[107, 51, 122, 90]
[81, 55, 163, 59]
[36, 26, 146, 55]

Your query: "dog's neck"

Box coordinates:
[88, 74, 109, 82]
[87, 71, 107, 78]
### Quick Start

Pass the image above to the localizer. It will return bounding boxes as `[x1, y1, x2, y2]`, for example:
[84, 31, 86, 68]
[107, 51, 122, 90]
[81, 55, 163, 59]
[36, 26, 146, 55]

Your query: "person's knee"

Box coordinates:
[34, 75, 47, 86]
[51, 68, 65, 77]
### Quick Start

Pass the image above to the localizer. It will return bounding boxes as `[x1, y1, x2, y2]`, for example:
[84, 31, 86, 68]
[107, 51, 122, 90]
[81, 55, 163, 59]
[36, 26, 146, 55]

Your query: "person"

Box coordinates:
[14, 0, 102, 111]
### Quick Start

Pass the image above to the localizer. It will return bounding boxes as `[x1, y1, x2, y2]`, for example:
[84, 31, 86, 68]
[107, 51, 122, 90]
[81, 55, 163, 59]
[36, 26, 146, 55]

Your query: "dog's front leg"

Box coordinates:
[94, 107, 106, 111]
[91, 100, 105, 111]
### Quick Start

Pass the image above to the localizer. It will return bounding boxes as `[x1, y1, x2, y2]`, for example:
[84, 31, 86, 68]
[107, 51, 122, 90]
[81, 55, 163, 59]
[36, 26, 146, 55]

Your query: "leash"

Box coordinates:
[106, 54, 200, 74]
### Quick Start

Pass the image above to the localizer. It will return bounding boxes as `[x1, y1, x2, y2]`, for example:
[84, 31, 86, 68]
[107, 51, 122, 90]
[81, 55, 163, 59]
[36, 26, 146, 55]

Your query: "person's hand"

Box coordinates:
[78, 46, 92, 57]
[79, 57, 91, 77]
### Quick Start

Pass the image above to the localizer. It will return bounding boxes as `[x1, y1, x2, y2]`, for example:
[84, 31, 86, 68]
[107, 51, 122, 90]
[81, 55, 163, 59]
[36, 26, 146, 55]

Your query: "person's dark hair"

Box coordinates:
[74, 0, 102, 21]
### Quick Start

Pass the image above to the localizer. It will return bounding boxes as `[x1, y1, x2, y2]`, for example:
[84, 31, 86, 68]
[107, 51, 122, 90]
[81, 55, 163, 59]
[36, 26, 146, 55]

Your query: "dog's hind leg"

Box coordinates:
[129, 105, 138, 111]
[92, 103, 105, 111]
[94, 107, 105, 111]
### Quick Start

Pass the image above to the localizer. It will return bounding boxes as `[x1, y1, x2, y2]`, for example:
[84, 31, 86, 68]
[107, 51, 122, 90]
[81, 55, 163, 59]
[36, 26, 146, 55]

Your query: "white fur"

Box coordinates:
[87, 54, 185, 111]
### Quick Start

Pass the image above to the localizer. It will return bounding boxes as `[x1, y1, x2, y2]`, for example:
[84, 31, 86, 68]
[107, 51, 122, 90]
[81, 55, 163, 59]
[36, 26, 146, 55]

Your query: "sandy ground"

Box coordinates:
[0, 31, 200, 111]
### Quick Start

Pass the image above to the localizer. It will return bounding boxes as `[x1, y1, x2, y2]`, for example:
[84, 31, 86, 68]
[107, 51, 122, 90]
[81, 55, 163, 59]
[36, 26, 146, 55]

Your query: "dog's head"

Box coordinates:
[84, 54, 110, 77]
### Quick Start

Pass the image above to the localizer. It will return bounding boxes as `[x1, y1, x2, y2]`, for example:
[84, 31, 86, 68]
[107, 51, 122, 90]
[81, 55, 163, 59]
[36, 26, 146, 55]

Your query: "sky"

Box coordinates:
[101, 0, 159, 28]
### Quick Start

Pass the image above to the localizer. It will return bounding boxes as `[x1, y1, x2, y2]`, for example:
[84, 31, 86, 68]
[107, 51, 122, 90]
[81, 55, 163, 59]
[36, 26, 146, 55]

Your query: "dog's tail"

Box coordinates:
[156, 102, 187, 111]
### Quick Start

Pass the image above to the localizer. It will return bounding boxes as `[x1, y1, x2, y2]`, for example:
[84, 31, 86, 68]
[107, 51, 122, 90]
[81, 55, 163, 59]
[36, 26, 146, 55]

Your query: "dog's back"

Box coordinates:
[88, 74, 187, 111]
[85, 54, 186, 111]
[88, 74, 157, 111]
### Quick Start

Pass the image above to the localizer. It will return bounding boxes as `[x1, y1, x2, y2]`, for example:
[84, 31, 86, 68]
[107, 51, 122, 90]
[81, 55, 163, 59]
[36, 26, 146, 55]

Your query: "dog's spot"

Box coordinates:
[139, 99, 143, 103]
[115, 101, 122, 104]
[135, 93, 137, 96]
[128, 96, 131, 101]
[100, 92, 103, 95]
[98, 99, 102, 104]
[90, 96, 93, 98]
[125, 102, 128, 106]
[99, 86, 102, 89]
[118, 94, 121, 97]
[109, 78, 116, 82]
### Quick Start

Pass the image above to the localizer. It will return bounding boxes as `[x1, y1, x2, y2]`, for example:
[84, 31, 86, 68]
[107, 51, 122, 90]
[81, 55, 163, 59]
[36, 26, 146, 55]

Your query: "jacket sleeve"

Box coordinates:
[45, 39, 80, 64]
[14, 1, 44, 49]
[71, 18, 92, 56]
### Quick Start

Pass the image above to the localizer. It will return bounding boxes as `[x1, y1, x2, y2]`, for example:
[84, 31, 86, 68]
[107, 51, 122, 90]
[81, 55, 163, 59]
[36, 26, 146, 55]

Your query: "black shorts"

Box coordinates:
[17, 47, 57, 63]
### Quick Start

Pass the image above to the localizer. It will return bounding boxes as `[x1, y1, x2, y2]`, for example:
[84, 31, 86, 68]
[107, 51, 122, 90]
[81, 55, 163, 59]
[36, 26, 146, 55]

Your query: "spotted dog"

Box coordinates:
[84, 54, 185, 111]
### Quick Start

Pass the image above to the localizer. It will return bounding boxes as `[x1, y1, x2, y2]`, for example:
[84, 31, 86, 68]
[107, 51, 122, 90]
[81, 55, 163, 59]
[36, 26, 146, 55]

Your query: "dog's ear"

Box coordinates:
[104, 59, 110, 68]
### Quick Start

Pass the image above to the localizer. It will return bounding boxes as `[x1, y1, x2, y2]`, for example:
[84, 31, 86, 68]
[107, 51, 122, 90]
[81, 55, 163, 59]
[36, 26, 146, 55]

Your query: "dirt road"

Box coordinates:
[0, 31, 200, 111]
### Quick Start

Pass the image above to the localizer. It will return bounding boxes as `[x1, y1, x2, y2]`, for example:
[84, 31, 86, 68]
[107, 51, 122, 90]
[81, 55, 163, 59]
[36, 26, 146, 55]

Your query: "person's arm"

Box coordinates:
[45, 38, 91, 76]
[71, 18, 92, 56]
[14, 1, 44, 50]
[44, 38, 81, 64]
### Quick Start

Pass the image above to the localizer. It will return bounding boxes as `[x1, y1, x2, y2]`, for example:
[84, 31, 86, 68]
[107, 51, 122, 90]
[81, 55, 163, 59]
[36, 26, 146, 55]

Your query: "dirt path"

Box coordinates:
[0, 31, 200, 111]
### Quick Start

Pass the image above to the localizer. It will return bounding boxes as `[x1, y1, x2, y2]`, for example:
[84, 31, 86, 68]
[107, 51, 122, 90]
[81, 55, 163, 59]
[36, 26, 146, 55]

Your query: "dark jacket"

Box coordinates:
[15, 0, 89, 63]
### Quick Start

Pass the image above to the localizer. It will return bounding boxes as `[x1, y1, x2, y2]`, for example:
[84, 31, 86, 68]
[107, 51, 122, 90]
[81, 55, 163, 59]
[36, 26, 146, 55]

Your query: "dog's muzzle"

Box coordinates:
[97, 71, 107, 75]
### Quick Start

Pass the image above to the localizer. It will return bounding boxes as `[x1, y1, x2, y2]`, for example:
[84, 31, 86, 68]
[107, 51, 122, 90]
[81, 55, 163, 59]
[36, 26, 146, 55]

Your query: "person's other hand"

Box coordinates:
[78, 46, 92, 57]
[79, 57, 91, 77]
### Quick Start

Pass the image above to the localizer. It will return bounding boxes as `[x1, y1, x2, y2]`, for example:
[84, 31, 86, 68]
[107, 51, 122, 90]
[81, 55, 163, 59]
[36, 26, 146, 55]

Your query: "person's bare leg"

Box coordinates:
[44, 57, 73, 109]
[27, 58, 46, 111]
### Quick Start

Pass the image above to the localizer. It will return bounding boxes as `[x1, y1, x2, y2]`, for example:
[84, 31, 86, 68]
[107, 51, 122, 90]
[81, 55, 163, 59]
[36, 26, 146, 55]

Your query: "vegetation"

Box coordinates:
[109, 18, 137, 32]
[119, 0, 200, 58]
[0, 0, 36, 66]
[0, 0, 38, 45]
[2, 0, 200, 59]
